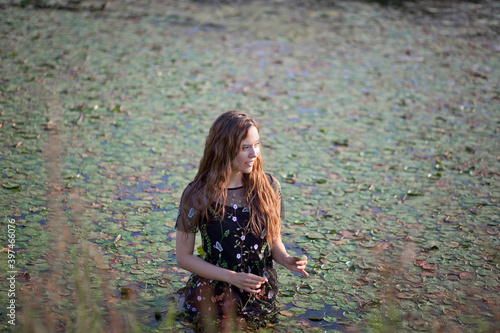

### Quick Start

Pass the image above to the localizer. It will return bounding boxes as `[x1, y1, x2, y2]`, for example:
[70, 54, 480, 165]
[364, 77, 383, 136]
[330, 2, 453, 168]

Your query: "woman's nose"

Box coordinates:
[249, 147, 257, 157]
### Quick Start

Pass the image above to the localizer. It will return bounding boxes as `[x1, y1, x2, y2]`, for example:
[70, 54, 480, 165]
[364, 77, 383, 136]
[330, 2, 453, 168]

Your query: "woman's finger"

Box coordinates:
[247, 274, 267, 284]
[246, 286, 261, 293]
[245, 279, 264, 290]
[247, 275, 267, 283]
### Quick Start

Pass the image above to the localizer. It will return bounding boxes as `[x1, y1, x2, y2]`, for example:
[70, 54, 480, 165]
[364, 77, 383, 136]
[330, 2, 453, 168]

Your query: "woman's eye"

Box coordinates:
[242, 143, 259, 151]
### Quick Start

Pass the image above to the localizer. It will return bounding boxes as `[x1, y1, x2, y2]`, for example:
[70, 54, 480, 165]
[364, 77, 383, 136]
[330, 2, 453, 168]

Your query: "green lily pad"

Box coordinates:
[124, 226, 143, 232]
[297, 284, 313, 294]
[324, 316, 338, 323]
[280, 289, 296, 297]
[288, 307, 307, 315]
[306, 232, 324, 239]
[341, 244, 358, 251]
[292, 300, 324, 310]
[2, 183, 21, 189]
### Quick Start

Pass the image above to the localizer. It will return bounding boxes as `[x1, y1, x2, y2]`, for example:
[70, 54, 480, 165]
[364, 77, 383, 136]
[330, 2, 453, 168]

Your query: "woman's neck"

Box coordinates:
[227, 170, 243, 188]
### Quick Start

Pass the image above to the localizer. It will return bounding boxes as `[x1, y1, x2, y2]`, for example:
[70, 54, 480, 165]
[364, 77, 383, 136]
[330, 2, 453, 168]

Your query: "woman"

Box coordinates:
[176, 111, 308, 331]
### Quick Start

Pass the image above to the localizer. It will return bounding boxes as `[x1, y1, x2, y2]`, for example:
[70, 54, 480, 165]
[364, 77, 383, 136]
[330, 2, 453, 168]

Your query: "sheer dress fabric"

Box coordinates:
[176, 174, 284, 325]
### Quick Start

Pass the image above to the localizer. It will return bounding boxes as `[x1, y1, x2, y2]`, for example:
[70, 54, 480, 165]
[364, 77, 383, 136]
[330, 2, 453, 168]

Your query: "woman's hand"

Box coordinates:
[177, 231, 263, 289]
[271, 237, 309, 277]
[229, 272, 268, 293]
[283, 255, 309, 277]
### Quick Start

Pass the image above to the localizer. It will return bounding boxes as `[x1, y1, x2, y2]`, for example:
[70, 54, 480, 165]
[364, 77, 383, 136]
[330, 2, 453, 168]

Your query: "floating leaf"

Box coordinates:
[280, 289, 295, 297]
[324, 316, 337, 323]
[427, 172, 442, 180]
[2, 183, 21, 189]
[332, 139, 349, 147]
[130, 270, 144, 275]
[288, 307, 307, 315]
[297, 284, 313, 294]
[292, 301, 324, 310]
[306, 232, 324, 239]
[476, 268, 493, 276]
[422, 263, 437, 270]
[359, 240, 376, 248]
[396, 292, 414, 299]
[3, 3, 499, 332]
[279, 310, 294, 317]
[465, 147, 476, 154]
[124, 226, 143, 232]
[120, 287, 135, 300]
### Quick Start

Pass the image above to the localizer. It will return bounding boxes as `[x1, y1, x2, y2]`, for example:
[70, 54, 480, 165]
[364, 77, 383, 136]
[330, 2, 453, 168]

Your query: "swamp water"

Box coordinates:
[1, 0, 499, 331]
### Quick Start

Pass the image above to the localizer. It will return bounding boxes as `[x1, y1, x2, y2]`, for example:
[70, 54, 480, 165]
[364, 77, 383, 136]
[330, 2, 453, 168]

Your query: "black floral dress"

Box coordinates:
[176, 174, 283, 328]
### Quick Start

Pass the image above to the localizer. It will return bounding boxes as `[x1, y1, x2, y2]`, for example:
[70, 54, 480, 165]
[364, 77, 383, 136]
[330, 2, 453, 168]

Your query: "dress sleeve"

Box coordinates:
[175, 184, 200, 233]
[267, 174, 285, 222]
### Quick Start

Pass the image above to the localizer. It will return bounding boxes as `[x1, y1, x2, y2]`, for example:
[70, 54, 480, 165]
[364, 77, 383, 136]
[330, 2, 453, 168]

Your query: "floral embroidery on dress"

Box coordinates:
[214, 241, 223, 252]
[177, 174, 282, 329]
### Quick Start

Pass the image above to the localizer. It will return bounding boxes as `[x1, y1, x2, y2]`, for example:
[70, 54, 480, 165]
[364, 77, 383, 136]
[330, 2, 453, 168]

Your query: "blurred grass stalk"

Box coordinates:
[17, 104, 142, 332]
[359, 241, 499, 333]
[362, 242, 416, 333]
[8, 87, 228, 333]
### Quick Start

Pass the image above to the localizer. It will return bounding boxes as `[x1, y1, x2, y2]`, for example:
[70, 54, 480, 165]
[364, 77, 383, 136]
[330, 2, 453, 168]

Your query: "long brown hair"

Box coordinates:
[184, 110, 281, 247]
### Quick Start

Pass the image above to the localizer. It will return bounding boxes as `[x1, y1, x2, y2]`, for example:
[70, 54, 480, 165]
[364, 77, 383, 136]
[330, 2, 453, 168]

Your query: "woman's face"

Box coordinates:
[232, 125, 260, 175]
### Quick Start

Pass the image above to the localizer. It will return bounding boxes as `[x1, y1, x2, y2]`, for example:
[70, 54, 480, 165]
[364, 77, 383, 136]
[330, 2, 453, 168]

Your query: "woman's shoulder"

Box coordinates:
[265, 173, 276, 183]
[179, 181, 197, 203]
[265, 173, 281, 193]
[180, 181, 193, 194]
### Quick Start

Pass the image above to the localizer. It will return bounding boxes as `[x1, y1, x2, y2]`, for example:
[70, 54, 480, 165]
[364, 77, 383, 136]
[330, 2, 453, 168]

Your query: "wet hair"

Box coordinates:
[184, 110, 281, 247]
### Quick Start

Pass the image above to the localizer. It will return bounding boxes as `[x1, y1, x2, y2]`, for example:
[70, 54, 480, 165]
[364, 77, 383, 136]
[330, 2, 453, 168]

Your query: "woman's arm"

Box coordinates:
[271, 237, 309, 277]
[176, 230, 268, 293]
[267, 175, 307, 276]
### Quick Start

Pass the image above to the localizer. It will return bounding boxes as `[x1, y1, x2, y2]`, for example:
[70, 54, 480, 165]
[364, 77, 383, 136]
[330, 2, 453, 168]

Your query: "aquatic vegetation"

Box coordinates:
[0, 0, 498, 331]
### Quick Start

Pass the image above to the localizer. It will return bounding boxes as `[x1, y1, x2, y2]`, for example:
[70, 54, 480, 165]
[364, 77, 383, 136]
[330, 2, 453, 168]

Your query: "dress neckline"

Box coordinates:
[227, 185, 244, 190]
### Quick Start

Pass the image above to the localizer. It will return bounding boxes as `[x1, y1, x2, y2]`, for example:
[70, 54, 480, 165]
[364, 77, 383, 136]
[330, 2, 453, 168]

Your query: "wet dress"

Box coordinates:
[176, 174, 283, 327]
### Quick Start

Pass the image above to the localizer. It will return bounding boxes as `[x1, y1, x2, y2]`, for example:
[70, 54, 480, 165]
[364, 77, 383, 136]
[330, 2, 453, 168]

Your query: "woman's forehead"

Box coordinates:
[242, 126, 259, 144]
